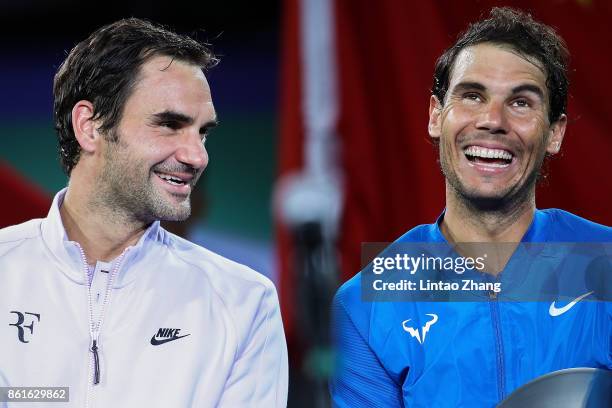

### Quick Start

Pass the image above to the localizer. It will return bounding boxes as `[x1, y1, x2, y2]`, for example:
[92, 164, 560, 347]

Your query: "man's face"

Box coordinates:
[98, 55, 217, 222]
[428, 43, 566, 209]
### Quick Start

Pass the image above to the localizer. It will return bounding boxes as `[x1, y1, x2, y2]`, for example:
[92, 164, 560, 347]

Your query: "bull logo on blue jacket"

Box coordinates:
[402, 313, 438, 344]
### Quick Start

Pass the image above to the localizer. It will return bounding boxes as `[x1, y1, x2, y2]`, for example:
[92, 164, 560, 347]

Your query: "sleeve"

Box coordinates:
[217, 284, 288, 407]
[0, 370, 6, 408]
[607, 301, 612, 369]
[329, 293, 404, 407]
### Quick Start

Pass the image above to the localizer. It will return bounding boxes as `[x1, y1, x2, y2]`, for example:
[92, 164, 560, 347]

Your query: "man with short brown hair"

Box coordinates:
[1, 18, 288, 407]
[331, 8, 610, 407]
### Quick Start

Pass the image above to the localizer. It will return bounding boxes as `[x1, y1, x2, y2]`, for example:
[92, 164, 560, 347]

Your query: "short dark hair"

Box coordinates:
[54, 18, 218, 175]
[432, 7, 569, 124]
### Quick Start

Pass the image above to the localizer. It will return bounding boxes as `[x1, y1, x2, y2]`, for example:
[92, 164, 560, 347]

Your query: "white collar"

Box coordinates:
[40, 188, 167, 286]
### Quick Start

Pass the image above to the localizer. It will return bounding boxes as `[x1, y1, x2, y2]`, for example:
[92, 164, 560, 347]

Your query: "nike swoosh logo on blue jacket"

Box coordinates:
[330, 209, 612, 407]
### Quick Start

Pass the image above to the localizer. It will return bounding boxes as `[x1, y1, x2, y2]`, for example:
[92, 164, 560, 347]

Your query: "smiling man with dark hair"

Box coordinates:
[330, 8, 611, 407]
[0, 18, 287, 407]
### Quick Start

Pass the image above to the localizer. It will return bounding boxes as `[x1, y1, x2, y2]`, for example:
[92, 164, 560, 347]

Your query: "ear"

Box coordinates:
[545, 113, 567, 155]
[428, 95, 443, 139]
[71, 100, 100, 154]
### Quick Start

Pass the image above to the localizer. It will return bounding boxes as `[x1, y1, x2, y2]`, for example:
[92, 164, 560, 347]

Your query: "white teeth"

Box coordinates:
[464, 146, 513, 160]
[157, 173, 184, 185]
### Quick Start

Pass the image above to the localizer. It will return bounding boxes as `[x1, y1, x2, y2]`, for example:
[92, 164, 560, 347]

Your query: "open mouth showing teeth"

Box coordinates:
[155, 172, 187, 186]
[464, 146, 513, 167]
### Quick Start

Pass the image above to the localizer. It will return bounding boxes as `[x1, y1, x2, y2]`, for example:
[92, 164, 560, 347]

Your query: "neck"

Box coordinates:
[441, 184, 536, 244]
[60, 179, 149, 264]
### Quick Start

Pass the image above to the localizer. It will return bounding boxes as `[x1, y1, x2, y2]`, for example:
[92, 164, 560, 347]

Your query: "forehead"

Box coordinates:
[127, 55, 215, 120]
[448, 43, 547, 94]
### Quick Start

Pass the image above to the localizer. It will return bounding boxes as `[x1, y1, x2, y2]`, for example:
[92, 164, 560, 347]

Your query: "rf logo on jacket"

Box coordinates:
[9, 311, 41, 343]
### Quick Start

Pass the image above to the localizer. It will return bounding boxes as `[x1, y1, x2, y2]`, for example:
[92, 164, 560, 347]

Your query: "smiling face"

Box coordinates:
[428, 43, 566, 210]
[97, 55, 217, 223]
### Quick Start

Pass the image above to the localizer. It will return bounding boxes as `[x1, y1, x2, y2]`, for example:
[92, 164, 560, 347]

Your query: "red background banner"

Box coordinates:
[278, 0, 612, 339]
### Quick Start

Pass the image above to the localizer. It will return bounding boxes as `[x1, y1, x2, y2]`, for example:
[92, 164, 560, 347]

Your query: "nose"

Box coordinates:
[175, 131, 208, 170]
[475, 100, 508, 134]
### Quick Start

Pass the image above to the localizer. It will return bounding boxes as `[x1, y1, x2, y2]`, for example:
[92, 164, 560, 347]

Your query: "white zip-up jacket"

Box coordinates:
[0, 190, 288, 407]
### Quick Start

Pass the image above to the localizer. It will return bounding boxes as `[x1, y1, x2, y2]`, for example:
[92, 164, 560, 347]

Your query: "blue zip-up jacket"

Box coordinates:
[330, 209, 612, 407]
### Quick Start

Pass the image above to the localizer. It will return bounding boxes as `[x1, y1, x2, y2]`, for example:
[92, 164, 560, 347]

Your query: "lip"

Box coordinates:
[461, 143, 517, 175]
[153, 171, 194, 183]
[465, 158, 514, 174]
[153, 172, 192, 195]
[463, 142, 516, 157]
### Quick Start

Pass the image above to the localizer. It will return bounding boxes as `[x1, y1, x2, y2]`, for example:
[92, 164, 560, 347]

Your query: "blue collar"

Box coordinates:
[432, 208, 549, 243]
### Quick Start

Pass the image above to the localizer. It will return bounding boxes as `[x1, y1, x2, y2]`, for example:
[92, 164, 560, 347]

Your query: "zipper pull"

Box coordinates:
[91, 338, 100, 385]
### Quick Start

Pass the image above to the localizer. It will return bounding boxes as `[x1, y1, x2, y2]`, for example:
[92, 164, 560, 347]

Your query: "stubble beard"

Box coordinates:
[96, 135, 193, 225]
[439, 142, 546, 215]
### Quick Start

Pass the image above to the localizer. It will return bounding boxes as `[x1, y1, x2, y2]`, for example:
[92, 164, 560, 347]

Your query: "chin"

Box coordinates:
[166, 203, 192, 221]
[459, 184, 532, 213]
[453, 181, 508, 207]
[157, 210, 191, 223]
[463, 194, 509, 211]
[148, 198, 192, 222]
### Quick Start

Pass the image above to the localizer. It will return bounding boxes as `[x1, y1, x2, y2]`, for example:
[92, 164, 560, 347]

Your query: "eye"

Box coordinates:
[463, 92, 482, 103]
[160, 121, 181, 130]
[511, 98, 530, 108]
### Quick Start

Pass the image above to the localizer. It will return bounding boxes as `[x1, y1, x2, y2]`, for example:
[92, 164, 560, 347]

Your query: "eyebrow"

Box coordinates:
[511, 84, 545, 101]
[152, 110, 193, 125]
[451, 81, 545, 100]
[151, 110, 219, 133]
[452, 81, 486, 93]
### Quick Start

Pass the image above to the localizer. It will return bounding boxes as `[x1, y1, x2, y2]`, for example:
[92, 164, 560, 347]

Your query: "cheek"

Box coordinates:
[143, 141, 176, 163]
[441, 105, 472, 136]
[512, 118, 549, 151]
[120, 144, 160, 175]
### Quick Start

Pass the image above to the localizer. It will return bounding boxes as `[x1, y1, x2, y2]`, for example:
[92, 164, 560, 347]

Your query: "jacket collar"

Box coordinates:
[41, 188, 167, 286]
[433, 208, 550, 243]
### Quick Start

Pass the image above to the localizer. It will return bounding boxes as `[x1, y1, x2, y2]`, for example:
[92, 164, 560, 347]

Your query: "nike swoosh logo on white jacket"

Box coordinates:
[0, 188, 288, 407]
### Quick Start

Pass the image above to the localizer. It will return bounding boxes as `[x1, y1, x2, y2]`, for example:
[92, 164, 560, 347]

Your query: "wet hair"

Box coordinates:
[432, 7, 569, 124]
[53, 18, 218, 175]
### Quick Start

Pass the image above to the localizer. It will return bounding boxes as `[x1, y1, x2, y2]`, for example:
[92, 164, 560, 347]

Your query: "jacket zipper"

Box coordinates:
[75, 243, 129, 407]
[91, 337, 100, 384]
[489, 291, 506, 402]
